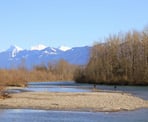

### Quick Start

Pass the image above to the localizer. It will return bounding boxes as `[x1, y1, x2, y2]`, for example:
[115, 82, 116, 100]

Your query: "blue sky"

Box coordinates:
[0, 0, 148, 51]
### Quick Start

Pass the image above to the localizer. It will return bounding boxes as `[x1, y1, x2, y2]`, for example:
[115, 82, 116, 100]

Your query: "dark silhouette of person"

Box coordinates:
[114, 85, 117, 90]
[94, 83, 96, 89]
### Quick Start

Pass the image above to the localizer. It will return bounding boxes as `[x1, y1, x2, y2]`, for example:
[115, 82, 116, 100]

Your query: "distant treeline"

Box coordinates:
[0, 59, 77, 87]
[74, 29, 148, 85]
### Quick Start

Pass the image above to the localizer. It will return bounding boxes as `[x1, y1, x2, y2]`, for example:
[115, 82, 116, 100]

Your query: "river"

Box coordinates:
[1, 81, 148, 122]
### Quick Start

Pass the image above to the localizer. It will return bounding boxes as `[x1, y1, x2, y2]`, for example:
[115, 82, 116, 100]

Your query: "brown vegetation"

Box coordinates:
[0, 59, 77, 85]
[29, 59, 77, 81]
[0, 59, 77, 97]
[0, 28, 148, 92]
[0, 69, 27, 87]
[74, 29, 148, 85]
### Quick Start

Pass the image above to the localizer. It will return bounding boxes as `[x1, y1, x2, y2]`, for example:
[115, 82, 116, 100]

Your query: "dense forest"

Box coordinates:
[74, 29, 148, 85]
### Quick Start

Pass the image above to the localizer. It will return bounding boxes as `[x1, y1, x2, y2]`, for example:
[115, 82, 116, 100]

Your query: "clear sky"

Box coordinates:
[0, 0, 148, 51]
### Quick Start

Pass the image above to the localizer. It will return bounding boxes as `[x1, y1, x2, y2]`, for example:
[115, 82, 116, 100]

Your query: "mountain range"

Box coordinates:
[0, 45, 91, 69]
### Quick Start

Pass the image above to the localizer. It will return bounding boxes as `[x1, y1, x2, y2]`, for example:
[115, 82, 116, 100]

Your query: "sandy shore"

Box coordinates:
[0, 91, 147, 112]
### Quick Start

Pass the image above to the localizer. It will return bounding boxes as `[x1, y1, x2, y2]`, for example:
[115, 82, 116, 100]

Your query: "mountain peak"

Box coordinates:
[7, 45, 23, 58]
[30, 44, 47, 51]
[0, 45, 90, 69]
[59, 46, 71, 51]
[7, 45, 23, 52]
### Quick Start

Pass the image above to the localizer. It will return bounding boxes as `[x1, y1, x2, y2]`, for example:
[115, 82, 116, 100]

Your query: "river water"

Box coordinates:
[1, 81, 148, 122]
[0, 109, 148, 122]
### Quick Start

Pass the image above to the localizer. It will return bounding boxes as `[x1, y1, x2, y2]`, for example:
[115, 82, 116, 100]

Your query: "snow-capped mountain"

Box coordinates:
[59, 46, 71, 51]
[7, 45, 23, 58]
[0, 45, 91, 69]
[30, 44, 47, 51]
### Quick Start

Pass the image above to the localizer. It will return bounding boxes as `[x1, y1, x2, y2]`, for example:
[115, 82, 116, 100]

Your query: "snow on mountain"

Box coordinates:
[7, 45, 23, 57]
[7, 45, 23, 52]
[0, 45, 91, 69]
[59, 46, 71, 51]
[42, 47, 58, 55]
[30, 44, 47, 51]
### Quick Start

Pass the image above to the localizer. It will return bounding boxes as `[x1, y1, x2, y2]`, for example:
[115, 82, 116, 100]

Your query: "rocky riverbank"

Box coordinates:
[0, 91, 147, 112]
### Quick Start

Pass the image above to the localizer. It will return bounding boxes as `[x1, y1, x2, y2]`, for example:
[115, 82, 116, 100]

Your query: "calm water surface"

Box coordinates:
[27, 81, 148, 100]
[2, 81, 148, 122]
[0, 109, 148, 122]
